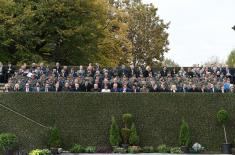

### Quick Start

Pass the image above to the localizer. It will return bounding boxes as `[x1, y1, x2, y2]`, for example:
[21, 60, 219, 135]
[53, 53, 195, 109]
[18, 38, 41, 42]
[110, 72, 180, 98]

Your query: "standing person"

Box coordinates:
[5, 63, 14, 83]
[0, 62, 4, 83]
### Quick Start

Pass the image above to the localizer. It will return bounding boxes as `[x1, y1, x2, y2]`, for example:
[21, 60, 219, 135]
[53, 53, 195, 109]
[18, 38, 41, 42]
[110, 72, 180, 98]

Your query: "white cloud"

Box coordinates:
[142, 0, 235, 66]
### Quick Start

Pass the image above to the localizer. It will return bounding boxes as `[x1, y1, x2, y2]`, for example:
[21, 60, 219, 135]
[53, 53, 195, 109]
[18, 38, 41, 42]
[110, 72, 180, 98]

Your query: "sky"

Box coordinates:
[142, 0, 235, 66]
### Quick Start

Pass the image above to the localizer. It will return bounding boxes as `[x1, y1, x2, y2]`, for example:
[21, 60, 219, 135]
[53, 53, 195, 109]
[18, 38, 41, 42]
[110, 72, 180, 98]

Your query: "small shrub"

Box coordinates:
[121, 128, 130, 144]
[170, 147, 182, 154]
[0, 133, 18, 151]
[192, 143, 205, 153]
[109, 116, 121, 146]
[141, 146, 154, 153]
[29, 149, 52, 155]
[127, 146, 141, 153]
[157, 144, 170, 153]
[217, 109, 229, 143]
[179, 120, 190, 146]
[48, 127, 61, 148]
[122, 113, 133, 128]
[85, 146, 96, 153]
[129, 123, 139, 146]
[113, 147, 127, 153]
[70, 144, 85, 153]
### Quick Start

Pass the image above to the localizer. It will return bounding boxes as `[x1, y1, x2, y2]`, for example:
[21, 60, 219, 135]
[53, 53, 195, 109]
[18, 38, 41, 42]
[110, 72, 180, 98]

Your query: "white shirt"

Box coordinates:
[101, 89, 111, 93]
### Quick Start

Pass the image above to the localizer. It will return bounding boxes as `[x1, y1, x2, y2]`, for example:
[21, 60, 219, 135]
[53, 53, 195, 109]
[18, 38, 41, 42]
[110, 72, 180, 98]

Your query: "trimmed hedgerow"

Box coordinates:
[0, 93, 235, 151]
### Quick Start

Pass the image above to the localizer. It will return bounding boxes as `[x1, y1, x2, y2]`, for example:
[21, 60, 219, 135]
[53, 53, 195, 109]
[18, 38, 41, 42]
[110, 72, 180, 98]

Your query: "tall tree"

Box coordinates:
[126, 0, 169, 66]
[226, 49, 235, 67]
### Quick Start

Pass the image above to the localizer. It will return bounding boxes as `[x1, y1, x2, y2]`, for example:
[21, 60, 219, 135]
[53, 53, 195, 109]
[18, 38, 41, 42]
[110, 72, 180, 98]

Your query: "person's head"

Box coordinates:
[123, 84, 127, 88]
[56, 62, 60, 67]
[94, 84, 98, 89]
[79, 65, 83, 70]
[45, 83, 49, 88]
[130, 64, 134, 69]
[15, 83, 19, 90]
[75, 83, 79, 88]
[104, 84, 108, 89]
[36, 82, 40, 87]
[25, 83, 29, 88]
[65, 82, 69, 88]
[113, 83, 118, 89]
[55, 81, 60, 88]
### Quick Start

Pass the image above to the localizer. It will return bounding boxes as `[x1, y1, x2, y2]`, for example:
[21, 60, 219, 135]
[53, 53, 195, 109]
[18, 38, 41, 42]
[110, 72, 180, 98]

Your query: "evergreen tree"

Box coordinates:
[129, 123, 139, 146]
[109, 116, 121, 146]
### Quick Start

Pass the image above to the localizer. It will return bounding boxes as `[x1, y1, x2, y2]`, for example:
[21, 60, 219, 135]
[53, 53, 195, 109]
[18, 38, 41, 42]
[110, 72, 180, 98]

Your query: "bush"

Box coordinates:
[85, 146, 96, 153]
[48, 127, 61, 148]
[127, 146, 141, 153]
[70, 144, 85, 153]
[113, 147, 127, 153]
[109, 116, 121, 146]
[0, 133, 17, 151]
[170, 147, 182, 154]
[217, 109, 229, 124]
[157, 144, 170, 153]
[141, 146, 154, 153]
[179, 120, 190, 146]
[129, 123, 139, 146]
[29, 149, 52, 155]
[122, 113, 133, 128]
[217, 109, 229, 143]
[121, 128, 130, 144]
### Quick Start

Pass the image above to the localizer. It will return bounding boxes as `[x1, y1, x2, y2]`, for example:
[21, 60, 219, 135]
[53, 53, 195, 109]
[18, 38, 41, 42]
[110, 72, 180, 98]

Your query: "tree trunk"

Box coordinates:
[223, 124, 228, 144]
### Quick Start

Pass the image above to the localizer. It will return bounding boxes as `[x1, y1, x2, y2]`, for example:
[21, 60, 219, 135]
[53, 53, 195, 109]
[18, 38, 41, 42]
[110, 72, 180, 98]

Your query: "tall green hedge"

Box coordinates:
[0, 93, 235, 152]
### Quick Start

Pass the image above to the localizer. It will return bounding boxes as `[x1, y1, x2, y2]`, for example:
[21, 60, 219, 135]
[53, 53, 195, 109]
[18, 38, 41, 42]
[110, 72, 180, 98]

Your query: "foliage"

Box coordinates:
[127, 146, 141, 153]
[113, 147, 127, 153]
[129, 123, 139, 145]
[122, 113, 133, 128]
[226, 49, 235, 67]
[170, 147, 182, 154]
[0, 0, 168, 66]
[217, 109, 230, 144]
[217, 109, 229, 125]
[179, 120, 190, 146]
[124, 0, 169, 66]
[48, 127, 61, 148]
[121, 128, 131, 144]
[109, 116, 121, 146]
[141, 146, 154, 153]
[29, 149, 52, 155]
[163, 58, 179, 67]
[70, 144, 85, 153]
[157, 144, 170, 153]
[2, 93, 235, 151]
[0, 133, 17, 151]
[85, 146, 96, 153]
[192, 143, 205, 153]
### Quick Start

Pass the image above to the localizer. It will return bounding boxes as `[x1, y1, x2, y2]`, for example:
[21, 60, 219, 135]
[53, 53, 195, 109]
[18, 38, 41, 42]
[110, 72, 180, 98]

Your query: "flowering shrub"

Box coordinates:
[192, 143, 205, 153]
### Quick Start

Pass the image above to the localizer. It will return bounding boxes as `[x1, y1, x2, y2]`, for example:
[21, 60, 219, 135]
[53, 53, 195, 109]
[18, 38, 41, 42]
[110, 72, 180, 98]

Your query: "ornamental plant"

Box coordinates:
[70, 144, 85, 153]
[217, 109, 229, 143]
[109, 116, 121, 146]
[122, 113, 133, 128]
[48, 127, 61, 148]
[121, 128, 131, 144]
[129, 123, 139, 146]
[29, 149, 52, 155]
[179, 119, 190, 146]
[0, 133, 18, 152]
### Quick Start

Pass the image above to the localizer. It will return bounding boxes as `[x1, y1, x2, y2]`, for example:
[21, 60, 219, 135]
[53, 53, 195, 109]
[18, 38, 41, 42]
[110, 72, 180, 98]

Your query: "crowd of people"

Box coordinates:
[1, 62, 235, 93]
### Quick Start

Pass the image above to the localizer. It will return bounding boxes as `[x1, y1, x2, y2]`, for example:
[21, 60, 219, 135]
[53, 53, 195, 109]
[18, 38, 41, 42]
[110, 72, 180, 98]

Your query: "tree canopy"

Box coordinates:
[226, 49, 235, 67]
[0, 0, 169, 67]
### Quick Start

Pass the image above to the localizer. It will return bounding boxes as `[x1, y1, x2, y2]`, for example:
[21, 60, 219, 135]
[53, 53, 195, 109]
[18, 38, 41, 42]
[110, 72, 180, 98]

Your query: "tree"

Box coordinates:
[217, 109, 229, 144]
[109, 116, 121, 146]
[129, 123, 139, 146]
[226, 49, 235, 67]
[126, 0, 169, 66]
[163, 58, 179, 67]
[179, 120, 190, 146]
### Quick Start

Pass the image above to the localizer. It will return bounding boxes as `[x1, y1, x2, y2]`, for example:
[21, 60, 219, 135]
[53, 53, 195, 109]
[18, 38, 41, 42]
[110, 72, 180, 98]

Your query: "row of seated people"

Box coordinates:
[3, 62, 235, 93]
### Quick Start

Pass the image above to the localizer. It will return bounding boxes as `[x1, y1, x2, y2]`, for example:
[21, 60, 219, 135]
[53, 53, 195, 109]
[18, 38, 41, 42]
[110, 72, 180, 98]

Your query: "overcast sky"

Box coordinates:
[142, 0, 235, 66]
